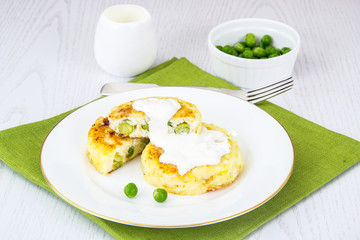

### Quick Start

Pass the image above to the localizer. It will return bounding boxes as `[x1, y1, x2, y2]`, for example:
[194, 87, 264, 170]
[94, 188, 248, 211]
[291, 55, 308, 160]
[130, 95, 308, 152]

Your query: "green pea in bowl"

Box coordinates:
[208, 18, 300, 89]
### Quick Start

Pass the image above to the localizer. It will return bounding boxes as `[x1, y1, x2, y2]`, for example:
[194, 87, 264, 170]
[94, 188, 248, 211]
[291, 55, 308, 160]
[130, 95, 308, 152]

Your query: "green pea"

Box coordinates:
[233, 42, 245, 53]
[281, 47, 292, 54]
[268, 53, 280, 58]
[174, 122, 190, 134]
[264, 46, 273, 55]
[112, 153, 124, 170]
[153, 188, 167, 202]
[230, 47, 238, 56]
[141, 122, 149, 131]
[268, 48, 281, 56]
[242, 49, 254, 59]
[261, 35, 272, 47]
[118, 122, 133, 136]
[143, 138, 150, 144]
[222, 45, 234, 55]
[245, 33, 256, 48]
[216, 34, 290, 60]
[124, 183, 138, 198]
[252, 47, 267, 58]
[127, 146, 134, 158]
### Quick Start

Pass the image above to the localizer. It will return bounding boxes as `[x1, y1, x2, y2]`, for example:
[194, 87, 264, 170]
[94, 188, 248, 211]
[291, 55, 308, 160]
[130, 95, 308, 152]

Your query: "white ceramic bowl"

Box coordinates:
[208, 18, 300, 89]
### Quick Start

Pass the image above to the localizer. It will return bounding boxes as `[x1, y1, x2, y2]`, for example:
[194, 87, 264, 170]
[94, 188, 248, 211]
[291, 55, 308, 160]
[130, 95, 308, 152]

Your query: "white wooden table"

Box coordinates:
[1, 0, 359, 239]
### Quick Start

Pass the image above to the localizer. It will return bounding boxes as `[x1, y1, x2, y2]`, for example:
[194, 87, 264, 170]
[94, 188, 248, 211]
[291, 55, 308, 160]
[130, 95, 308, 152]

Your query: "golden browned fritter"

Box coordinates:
[107, 97, 202, 138]
[87, 117, 148, 175]
[140, 123, 243, 195]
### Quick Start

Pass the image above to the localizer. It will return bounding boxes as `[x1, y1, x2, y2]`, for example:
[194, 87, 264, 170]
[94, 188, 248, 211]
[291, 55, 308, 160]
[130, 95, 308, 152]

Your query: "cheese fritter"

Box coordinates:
[87, 117, 148, 175]
[140, 123, 243, 195]
[108, 97, 202, 138]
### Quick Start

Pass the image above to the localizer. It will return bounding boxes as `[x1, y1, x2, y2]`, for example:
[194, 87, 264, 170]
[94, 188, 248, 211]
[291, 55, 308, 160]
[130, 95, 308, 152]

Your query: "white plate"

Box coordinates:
[41, 87, 294, 228]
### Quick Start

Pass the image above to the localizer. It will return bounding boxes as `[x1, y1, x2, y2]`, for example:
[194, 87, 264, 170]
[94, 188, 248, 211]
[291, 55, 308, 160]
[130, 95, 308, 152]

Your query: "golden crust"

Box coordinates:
[88, 117, 127, 154]
[108, 101, 146, 120]
[87, 117, 147, 175]
[108, 96, 200, 120]
[140, 123, 243, 195]
[107, 97, 202, 137]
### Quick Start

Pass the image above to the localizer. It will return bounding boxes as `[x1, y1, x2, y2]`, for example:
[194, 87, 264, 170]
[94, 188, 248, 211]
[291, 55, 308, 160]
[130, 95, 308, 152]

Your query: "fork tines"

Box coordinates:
[246, 77, 294, 103]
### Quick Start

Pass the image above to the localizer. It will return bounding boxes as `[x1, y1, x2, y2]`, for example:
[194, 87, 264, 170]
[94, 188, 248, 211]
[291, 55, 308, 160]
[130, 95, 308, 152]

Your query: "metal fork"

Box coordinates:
[100, 77, 293, 104]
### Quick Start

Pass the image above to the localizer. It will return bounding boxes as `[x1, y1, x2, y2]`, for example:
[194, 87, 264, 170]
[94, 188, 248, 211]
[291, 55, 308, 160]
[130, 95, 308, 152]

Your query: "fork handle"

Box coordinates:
[100, 82, 247, 101]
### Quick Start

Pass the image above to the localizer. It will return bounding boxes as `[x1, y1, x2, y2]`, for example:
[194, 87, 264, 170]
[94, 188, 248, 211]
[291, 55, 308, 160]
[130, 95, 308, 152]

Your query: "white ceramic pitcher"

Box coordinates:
[94, 5, 157, 77]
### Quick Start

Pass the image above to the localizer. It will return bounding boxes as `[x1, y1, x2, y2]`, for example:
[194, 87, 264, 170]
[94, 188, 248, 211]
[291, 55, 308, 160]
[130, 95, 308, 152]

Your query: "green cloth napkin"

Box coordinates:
[1, 57, 360, 240]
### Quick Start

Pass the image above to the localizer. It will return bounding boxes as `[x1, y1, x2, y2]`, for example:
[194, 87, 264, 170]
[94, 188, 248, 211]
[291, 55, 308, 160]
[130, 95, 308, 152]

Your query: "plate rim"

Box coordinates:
[40, 87, 294, 228]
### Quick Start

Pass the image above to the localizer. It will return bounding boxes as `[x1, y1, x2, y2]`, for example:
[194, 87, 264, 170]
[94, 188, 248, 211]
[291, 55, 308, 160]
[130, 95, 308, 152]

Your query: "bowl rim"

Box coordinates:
[101, 4, 152, 25]
[207, 18, 301, 64]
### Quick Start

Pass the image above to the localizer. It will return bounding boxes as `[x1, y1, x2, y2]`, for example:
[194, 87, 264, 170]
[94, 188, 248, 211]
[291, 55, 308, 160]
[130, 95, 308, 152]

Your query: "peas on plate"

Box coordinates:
[124, 182, 138, 198]
[153, 188, 168, 202]
[216, 33, 291, 59]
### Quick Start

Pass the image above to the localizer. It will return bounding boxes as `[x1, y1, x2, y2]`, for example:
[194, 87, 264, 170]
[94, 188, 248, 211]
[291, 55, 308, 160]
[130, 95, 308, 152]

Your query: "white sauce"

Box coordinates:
[132, 98, 230, 175]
